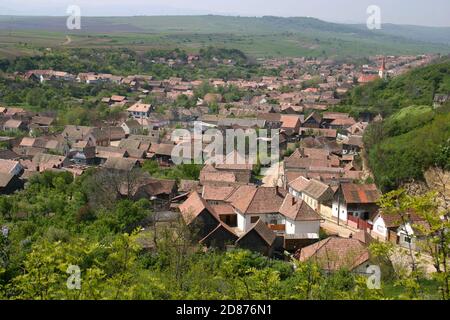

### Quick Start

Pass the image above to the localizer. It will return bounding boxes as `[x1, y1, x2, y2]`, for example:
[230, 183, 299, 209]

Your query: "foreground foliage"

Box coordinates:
[0, 171, 445, 300]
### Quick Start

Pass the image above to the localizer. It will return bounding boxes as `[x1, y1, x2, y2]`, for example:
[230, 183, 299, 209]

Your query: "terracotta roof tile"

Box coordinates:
[179, 192, 218, 225]
[298, 237, 370, 271]
[279, 194, 321, 221]
[341, 184, 380, 204]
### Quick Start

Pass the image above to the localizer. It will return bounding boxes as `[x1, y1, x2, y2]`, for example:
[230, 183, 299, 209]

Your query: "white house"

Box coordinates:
[371, 212, 402, 242]
[288, 176, 310, 198]
[279, 194, 321, 239]
[396, 214, 427, 251]
[301, 179, 334, 212]
[230, 186, 285, 233]
[127, 103, 152, 119]
[332, 183, 380, 226]
[121, 119, 142, 136]
[289, 177, 333, 214]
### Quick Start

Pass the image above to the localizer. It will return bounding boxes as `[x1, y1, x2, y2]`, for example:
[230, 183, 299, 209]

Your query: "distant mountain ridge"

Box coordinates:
[0, 15, 449, 45]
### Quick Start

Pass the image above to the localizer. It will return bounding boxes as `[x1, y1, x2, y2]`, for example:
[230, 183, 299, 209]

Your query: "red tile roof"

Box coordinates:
[298, 237, 370, 271]
[279, 194, 321, 221]
[341, 183, 381, 204]
[179, 192, 218, 225]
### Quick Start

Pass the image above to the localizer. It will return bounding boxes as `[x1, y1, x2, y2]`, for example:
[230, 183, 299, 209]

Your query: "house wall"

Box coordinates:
[285, 219, 320, 236]
[320, 204, 332, 219]
[236, 231, 273, 257]
[285, 220, 296, 235]
[201, 227, 238, 250]
[236, 211, 281, 232]
[191, 210, 219, 240]
[121, 124, 130, 135]
[397, 223, 417, 251]
[0, 176, 24, 195]
[372, 216, 388, 240]
[8, 163, 22, 176]
[289, 188, 301, 198]
[130, 111, 150, 119]
[332, 199, 348, 221]
[237, 211, 247, 231]
[302, 193, 318, 211]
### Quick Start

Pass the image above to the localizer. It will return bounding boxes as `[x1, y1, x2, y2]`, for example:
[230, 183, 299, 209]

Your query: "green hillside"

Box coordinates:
[357, 58, 450, 191]
[346, 58, 450, 117]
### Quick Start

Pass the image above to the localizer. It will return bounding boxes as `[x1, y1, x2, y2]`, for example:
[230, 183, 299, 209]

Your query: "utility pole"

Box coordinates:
[337, 186, 341, 226]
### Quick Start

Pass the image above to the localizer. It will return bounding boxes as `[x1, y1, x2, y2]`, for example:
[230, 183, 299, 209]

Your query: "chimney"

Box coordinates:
[349, 233, 353, 239]
[276, 186, 282, 196]
[292, 196, 296, 206]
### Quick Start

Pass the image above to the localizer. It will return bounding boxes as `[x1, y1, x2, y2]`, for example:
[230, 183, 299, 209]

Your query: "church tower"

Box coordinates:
[378, 57, 387, 79]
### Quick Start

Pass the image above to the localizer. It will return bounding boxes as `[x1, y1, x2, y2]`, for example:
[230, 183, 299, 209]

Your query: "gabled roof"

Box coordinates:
[279, 194, 321, 221]
[288, 176, 310, 193]
[103, 157, 137, 171]
[345, 135, 364, 148]
[322, 112, 350, 120]
[340, 183, 381, 204]
[199, 222, 238, 245]
[62, 125, 95, 141]
[238, 219, 277, 246]
[202, 185, 237, 201]
[0, 149, 20, 160]
[330, 118, 356, 127]
[298, 236, 370, 271]
[31, 116, 54, 126]
[150, 143, 175, 156]
[304, 111, 322, 124]
[3, 119, 23, 128]
[302, 179, 333, 201]
[231, 186, 285, 215]
[127, 103, 152, 113]
[280, 115, 301, 129]
[179, 192, 218, 225]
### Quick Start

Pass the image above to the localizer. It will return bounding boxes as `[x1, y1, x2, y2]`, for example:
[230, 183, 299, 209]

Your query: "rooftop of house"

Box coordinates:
[231, 186, 286, 215]
[340, 183, 381, 204]
[127, 103, 152, 113]
[298, 236, 370, 271]
[179, 191, 218, 225]
[103, 157, 138, 171]
[202, 185, 237, 202]
[279, 194, 321, 222]
[280, 115, 301, 129]
[289, 176, 310, 193]
[0, 159, 20, 174]
[302, 179, 333, 201]
[238, 219, 277, 246]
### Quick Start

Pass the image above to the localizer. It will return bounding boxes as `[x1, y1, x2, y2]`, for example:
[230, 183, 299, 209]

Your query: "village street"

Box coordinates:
[262, 161, 284, 187]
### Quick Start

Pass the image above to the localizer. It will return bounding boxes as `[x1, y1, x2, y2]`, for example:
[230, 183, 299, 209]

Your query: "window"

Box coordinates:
[404, 236, 412, 244]
[250, 216, 260, 223]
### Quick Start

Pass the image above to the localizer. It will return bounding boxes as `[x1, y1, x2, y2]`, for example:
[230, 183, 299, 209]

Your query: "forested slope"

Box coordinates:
[358, 58, 450, 191]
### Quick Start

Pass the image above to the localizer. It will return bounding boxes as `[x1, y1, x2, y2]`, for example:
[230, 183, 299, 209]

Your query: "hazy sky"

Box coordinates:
[1, 0, 449, 27]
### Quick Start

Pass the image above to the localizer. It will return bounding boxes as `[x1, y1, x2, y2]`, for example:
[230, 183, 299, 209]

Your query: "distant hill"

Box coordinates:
[351, 23, 450, 45]
[0, 15, 449, 59]
[0, 15, 449, 44]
